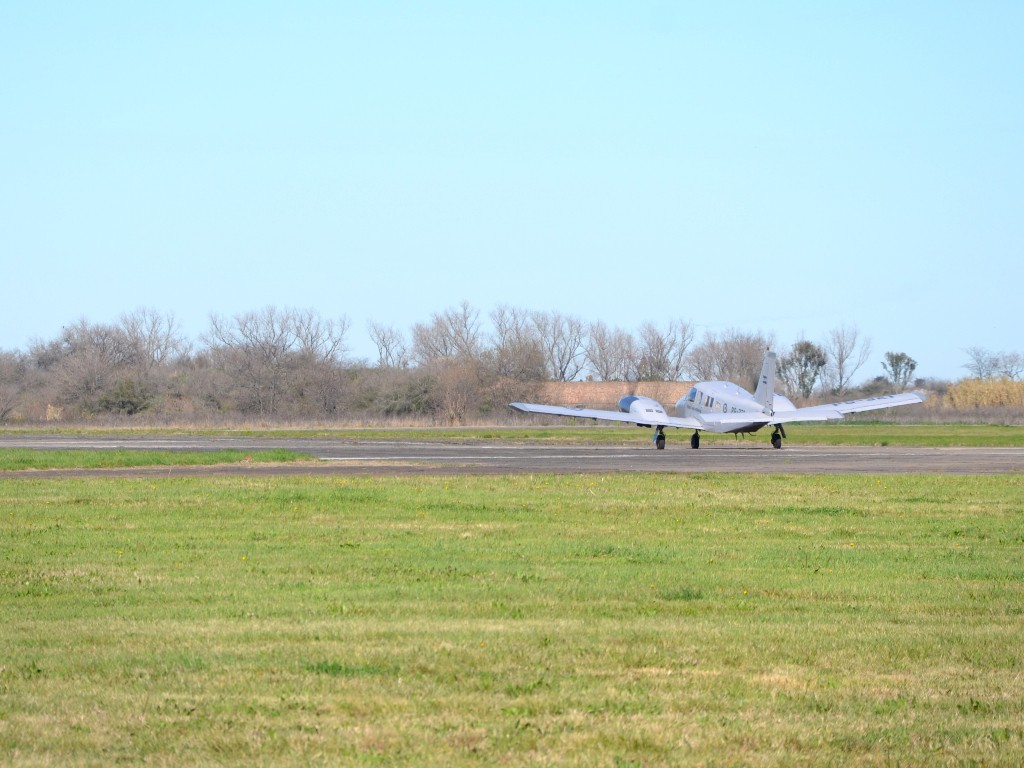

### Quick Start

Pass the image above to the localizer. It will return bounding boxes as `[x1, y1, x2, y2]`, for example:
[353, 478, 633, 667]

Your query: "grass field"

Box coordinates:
[0, 448, 310, 472]
[2, 473, 1022, 766]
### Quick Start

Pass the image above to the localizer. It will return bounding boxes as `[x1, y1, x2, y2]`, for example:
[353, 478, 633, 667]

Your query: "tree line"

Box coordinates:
[0, 303, 1008, 424]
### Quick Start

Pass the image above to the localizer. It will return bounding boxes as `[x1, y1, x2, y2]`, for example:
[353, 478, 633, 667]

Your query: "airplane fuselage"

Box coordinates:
[674, 382, 797, 434]
[618, 382, 796, 434]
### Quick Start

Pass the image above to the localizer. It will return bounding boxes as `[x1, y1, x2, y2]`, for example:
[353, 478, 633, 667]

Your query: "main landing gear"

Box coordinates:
[654, 426, 666, 450]
[673, 428, 785, 450]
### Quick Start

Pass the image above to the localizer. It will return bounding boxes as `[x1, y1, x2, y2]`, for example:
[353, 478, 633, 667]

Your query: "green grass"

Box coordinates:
[0, 448, 310, 471]
[786, 422, 1024, 447]
[2, 473, 1023, 765]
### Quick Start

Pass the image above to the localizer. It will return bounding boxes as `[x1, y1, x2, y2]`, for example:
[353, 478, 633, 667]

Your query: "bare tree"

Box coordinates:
[368, 321, 409, 369]
[436, 361, 480, 425]
[33, 318, 137, 414]
[686, 329, 772, 391]
[585, 321, 635, 381]
[411, 302, 483, 365]
[206, 308, 294, 416]
[963, 347, 1024, 380]
[489, 305, 545, 381]
[822, 324, 872, 394]
[118, 308, 188, 371]
[633, 320, 694, 381]
[882, 351, 917, 392]
[111, 308, 190, 415]
[442, 301, 483, 359]
[0, 351, 27, 421]
[57, 317, 134, 368]
[963, 346, 998, 379]
[997, 352, 1024, 380]
[292, 309, 349, 363]
[205, 307, 349, 417]
[291, 309, 351, 416]
[531, 311, 587, 381]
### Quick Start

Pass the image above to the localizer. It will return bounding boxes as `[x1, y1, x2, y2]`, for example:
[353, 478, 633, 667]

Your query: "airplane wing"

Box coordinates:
[770, 391, 926, 424]
[693, 412, 773, 428]
[510, 402, 704, 430]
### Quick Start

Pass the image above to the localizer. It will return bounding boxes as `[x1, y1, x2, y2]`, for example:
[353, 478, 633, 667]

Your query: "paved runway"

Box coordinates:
[2, 434, 1022, 476]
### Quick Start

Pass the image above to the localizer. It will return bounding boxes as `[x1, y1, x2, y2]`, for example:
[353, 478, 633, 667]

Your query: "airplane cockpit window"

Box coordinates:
[685, 387, 697, 402]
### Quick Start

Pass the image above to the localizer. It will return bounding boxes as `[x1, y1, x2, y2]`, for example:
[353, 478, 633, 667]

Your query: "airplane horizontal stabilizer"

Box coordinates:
[695, 413, 772, 427]
[769, 410, 843, 425]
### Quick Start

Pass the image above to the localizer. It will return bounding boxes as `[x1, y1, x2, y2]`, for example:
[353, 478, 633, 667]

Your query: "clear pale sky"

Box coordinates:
[3, 2, 1021, 381]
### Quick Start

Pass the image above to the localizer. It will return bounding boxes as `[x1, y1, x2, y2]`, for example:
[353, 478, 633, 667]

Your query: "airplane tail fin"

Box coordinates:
[754, 350, 776, 415]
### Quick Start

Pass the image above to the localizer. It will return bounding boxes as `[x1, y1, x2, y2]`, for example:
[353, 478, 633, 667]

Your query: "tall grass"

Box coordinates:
[2, 474, 1022, 765]
[945, 378, 1024, 409]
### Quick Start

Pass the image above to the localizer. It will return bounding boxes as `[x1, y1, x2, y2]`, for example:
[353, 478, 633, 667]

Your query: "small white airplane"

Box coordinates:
[511, 350, 925, 449]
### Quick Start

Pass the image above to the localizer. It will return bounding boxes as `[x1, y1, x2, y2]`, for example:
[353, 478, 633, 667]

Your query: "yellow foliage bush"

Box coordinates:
[945, 378, 1024, 409]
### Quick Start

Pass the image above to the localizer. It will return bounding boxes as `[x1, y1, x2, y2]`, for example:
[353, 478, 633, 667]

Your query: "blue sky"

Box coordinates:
[2, 2, 1021, 381]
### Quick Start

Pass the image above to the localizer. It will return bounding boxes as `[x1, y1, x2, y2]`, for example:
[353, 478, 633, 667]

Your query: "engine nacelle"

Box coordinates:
[617, 395, 667, 425]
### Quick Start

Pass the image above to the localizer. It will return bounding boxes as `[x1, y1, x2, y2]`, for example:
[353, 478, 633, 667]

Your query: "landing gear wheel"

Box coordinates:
[690, 432, 700, 450]
[655, 431, 666, 450]
[771, 432, 783, 449]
